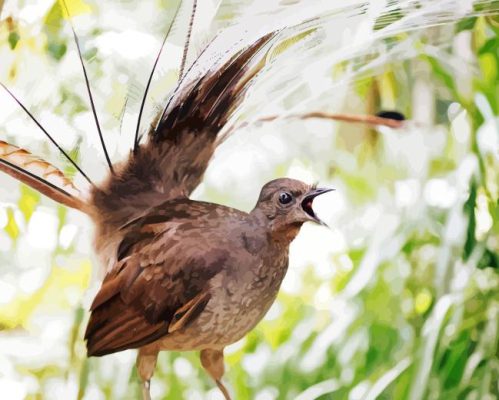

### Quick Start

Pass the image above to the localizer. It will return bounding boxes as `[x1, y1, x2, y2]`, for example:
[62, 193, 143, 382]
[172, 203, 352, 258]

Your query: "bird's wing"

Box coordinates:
[91, 32, 278, 226]
[85, 211, 230, 356]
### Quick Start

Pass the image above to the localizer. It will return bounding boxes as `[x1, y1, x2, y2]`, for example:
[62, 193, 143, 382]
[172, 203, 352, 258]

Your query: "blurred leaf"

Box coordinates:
[69, 305, 85, 368]
[378, 70, 397, 110]
[440, 330, 473, 389]
[414, 289, 433, 315]
[19, 185, 40, 222]
[365, 324, 400, 374]
[374, 4, 405, 31]
[44, 1, 64, 34]
[4, 208, 19, 239]
[477, 248, 499, 269]
[364, 358, 412, 400]
[271, 29, 317, 60]
[339, 172, 376, 204]
[457, 17, 477, 32]
[8, 31, 20, 49]
[478, 37, 499, 56]
[425, 55, 459, 99]
[0, 260, 91, 329]
[44, 1, 68, 60]
[478, 53, 497, 86]
[77, 357, 90, 400]
[61, 0, 93, 18]
[463, 178, 478, 261]
[47, 41, 67, 60]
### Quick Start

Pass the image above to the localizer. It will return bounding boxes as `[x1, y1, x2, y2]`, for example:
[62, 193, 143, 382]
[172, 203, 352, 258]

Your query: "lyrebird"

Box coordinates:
[0, 1, 404, 399]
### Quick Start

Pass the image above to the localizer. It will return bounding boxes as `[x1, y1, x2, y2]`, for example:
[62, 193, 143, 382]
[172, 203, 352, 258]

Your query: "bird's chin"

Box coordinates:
[304, 213, 328, 227]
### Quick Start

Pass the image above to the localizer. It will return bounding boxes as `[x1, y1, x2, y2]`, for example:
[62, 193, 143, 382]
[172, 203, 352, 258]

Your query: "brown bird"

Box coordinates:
[82, 33, 335, 399]
[86, 179, 331, 399]
[0, 3, 405, 399]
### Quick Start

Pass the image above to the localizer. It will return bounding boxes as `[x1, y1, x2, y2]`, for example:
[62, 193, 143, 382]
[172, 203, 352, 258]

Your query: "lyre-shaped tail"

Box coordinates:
[0, 140, 88, 213]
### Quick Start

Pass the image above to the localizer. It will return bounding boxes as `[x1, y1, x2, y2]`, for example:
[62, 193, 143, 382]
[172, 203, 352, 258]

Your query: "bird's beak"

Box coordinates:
[301, 187, 334, 226]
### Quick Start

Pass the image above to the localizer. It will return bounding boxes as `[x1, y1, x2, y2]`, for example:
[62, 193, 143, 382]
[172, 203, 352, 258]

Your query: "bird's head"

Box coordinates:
[252, 178, 333, 241]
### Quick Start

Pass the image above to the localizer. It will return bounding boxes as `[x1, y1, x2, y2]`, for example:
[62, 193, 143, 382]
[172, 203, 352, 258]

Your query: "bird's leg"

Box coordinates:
[142, 381, 151, 400]
[137, 347, 159, 400]
[200, 348, 232, 400]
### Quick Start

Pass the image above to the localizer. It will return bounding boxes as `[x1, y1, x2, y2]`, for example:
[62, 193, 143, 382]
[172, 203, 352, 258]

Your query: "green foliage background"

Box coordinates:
[0, 1, 498, 399]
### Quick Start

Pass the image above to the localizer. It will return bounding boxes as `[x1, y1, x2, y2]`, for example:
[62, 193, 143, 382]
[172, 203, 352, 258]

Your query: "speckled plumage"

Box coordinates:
[80, 32, 331, 400]
[86, 194, 291, 356]
[85, 179, 329, 400]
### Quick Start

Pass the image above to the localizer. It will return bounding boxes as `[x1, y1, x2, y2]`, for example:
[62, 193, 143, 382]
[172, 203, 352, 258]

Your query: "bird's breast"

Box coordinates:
[153, 252, 289, 351]
[203, 251, 289, 346]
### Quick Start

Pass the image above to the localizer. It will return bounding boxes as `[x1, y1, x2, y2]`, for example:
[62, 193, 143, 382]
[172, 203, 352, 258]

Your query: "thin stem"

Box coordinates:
[133, 0, 183, 152]
[119, 97, 128, 137]
[179, 0, 197, 79]
[0, 81, 94, 185]
[61, 0, 114, 173]
[157, 34, 219, 129]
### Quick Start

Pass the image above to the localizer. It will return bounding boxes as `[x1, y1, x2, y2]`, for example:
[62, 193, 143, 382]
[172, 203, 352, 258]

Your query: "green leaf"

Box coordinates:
[463, 178, 477, 261]
[478, 53, 497, 86]
[8, 31, 20, 50]
[440, 331, 471, 389]
[425, 56, 458, 98]
[478, 37, 499, 56]
[477, 248, 499, 270]
[456, 17, 477, 32]
[47, 41, 67, 60]
[44, 1, 68, 61]
[44, 1, 64, 35]
[77, 358, 90, 400]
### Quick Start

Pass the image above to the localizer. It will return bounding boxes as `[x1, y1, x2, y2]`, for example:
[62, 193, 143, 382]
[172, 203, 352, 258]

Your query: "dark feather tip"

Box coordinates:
[376, 111, 406, 121]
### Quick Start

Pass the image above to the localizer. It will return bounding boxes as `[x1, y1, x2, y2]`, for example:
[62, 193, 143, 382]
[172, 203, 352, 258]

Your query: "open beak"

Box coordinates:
[301, 187, 334, 226]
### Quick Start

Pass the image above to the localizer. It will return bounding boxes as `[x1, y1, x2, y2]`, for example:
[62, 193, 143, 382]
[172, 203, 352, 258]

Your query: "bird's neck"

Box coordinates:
[248, 208, 300, 246]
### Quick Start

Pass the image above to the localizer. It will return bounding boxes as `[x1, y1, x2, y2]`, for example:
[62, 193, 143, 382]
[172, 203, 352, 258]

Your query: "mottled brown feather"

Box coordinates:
[85, 200, 238, 356]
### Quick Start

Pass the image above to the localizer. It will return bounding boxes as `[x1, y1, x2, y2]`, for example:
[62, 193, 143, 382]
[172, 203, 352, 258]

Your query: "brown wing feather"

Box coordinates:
[85, 294, 169, 356]
[85, 201, 230, 356]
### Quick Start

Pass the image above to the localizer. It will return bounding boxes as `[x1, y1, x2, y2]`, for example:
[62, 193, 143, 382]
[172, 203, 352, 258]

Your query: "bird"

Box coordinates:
[85, 178, 332, 400]
[82, 33, 338, 399]
[0, 2, 406, 399]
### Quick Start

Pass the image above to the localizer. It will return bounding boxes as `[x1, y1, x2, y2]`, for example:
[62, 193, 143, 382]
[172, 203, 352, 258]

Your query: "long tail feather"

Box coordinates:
[179, 0, 198, 79]
[219, 111, 405, 143]
[90, 0, 495, 228]
[0, 82, 94, 186]
[61, 0, 114, 174]
[0, 141, 88, 213]
[133, 0, 183, 153]
[91, 33, 277, 227]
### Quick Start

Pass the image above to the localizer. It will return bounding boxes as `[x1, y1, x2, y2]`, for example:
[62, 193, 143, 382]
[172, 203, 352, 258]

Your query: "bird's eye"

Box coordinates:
[278, 192, 293, 205]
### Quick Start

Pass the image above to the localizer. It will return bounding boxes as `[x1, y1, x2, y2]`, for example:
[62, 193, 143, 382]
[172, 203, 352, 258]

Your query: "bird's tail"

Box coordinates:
[0, 140, 88, 212]
[90, 32, 280, 227]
